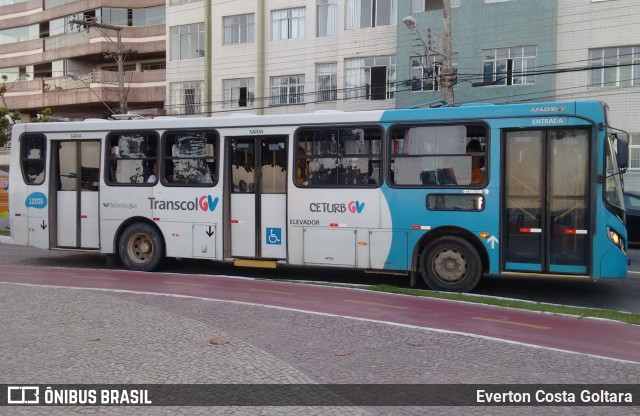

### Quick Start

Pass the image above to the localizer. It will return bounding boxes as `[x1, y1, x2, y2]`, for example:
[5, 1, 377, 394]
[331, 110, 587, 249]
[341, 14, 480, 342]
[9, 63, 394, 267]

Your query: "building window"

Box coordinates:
[346, 0, 397, 29]
[1, 66, 29, 82]
[345, 56, 396, 100]
[389, 124, 488, 187]
[272, 7, 305, 40]
[169, 81, 204, 115]
[296, 126, 382, 187]
[412, 0, 445, 11]
[224, 78, 255, 108]
[316, 63, 337, 102]
[170, 23, 205, 60]
[49, 13, 87, 36]
[589, 46, 640, 88]
[271, 75, 305, 105]
[628, 134, 640, 171]
[96, 7, 165, 27]
[0, 24, 38, 46]
[162, 131, 217, 186]
[223, 14, 255, 45]
[317, 0, 337, 37]
[102, 64, 137, 72]
[410, 56, 441, 91]
[106, 132, 158, 185]
[132, 7, 165, 26]
[141, 61, 166, 71]
[168, 0, 202, 5]
[482, 46, 536, 86]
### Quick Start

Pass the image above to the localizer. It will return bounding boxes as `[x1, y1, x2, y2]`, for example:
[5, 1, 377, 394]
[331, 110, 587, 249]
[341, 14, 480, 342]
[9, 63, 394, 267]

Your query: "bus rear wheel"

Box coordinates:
[118, 223, 164, 272]
[420, 236, 481, 292]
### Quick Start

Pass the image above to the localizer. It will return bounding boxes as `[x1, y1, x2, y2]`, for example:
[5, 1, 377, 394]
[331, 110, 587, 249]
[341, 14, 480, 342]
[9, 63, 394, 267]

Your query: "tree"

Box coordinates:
[0, 107, 20, 148]
[31, 108, 54, 123]
[0, 74, 21, 147]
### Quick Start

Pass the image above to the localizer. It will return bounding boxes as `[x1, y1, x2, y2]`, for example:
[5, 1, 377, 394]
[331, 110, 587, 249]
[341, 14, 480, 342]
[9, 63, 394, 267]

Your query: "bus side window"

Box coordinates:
[21, 135, 46, 185]
[390, 124, 487, 187]
[106, 132, 158, 185]
[295, 126, 382, 187]
[163, 131, 217, 187]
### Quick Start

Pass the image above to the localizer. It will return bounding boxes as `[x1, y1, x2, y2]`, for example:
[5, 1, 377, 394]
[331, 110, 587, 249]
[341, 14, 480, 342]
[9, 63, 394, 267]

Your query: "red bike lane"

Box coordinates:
[1, 264, 639, 363]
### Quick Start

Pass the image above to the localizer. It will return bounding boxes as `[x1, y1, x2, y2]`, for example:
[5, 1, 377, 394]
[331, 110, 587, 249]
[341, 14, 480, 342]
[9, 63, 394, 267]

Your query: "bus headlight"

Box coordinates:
[608, 227, 625, 253]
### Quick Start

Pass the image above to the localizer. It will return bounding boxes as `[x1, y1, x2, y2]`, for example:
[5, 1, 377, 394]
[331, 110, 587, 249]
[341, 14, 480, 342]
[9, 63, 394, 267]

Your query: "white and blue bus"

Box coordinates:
[8, 101, 628, 292]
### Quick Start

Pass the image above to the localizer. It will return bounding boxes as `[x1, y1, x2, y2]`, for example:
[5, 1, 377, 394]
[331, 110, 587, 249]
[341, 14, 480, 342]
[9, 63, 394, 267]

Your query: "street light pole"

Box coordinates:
[402, 0, 454, 105]
[401, 16, 434, 91]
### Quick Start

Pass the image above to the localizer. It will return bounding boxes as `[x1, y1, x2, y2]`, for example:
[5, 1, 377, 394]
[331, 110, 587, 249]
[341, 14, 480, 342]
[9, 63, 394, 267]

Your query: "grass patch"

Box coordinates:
[366, 285, 640, 325]
[0, 229, 10, 237]
[280, 280, 640, 326]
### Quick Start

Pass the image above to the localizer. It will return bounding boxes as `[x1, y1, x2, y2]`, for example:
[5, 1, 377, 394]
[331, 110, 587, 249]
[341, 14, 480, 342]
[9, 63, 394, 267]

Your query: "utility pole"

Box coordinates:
[441, 0, 454, 105]
[204, 0, 212, 116]
[69, 18, 132, 114]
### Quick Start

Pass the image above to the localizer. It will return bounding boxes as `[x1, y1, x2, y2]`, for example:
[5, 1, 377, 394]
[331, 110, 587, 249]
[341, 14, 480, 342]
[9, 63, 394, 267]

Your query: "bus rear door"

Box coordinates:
[503, 128, 590, 275]
[52, 140, 101, 249]
[228, 136, 287, 260]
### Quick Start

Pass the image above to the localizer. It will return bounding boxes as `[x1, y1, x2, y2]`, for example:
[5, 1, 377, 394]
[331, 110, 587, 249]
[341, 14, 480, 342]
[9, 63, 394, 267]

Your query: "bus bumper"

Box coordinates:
[599, 246, 628, 279]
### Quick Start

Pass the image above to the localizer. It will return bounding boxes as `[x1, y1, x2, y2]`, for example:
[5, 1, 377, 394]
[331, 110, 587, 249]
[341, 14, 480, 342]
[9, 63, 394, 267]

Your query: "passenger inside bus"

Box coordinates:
[164, 161, 174, 183]
[197, 162, 214, 184]
[233, 153, 254, 192]
[146, 161, 157, 183]
[466, 139, 485, 185]
[296, 146, 309, 186]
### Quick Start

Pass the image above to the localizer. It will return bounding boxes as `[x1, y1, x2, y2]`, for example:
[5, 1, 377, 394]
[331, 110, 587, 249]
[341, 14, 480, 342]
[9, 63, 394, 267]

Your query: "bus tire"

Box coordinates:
[420, 236, 482, 292]
[118, 223, 164, 272]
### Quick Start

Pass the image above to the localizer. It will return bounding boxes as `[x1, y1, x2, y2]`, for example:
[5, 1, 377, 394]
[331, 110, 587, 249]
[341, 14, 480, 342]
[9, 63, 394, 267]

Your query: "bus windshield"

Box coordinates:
[604, 134, 625, 216]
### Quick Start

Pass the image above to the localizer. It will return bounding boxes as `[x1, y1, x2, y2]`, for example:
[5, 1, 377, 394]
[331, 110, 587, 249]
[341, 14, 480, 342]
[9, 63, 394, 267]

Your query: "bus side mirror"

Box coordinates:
[616, 137, 629, 171]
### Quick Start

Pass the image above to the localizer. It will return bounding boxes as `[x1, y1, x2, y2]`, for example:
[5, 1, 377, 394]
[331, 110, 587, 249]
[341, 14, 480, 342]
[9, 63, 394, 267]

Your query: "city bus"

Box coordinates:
[8, 101, 628, 292]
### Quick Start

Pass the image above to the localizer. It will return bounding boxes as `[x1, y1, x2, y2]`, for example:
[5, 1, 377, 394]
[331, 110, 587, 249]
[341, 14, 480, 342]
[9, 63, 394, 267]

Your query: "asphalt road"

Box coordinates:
[2, 263, 640, 363]
[0, 241, 638, 313]
[1, 242, 640, 415]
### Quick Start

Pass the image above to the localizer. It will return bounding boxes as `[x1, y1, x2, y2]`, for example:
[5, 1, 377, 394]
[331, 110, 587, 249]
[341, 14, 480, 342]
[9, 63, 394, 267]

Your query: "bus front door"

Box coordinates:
[503, 129, 589, 275]
[53, 140, 101, 249]
[229, 137, 287, 260]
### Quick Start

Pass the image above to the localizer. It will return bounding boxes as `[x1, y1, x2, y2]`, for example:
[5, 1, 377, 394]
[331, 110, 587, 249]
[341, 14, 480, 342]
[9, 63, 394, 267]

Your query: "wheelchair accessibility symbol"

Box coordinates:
[266, 227, 282, 245]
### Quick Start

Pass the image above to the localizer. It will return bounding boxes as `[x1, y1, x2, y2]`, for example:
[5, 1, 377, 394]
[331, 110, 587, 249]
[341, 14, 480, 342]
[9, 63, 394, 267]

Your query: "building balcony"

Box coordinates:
[0, 0, 165, 30]
[2, 69, 166, 118]
[0, 24, 165, 68]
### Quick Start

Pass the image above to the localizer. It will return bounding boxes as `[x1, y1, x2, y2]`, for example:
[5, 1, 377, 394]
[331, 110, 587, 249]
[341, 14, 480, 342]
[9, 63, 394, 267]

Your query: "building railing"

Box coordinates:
[2, 69, 166, 111]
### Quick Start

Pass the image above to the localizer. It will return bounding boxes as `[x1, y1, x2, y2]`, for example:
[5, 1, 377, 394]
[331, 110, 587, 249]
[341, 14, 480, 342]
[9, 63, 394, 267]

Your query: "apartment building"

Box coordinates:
[166, 0, 398, 116]
[395, 0, 557, 108]
[556, 0, 640, 191]
[0, 0, 167, 120]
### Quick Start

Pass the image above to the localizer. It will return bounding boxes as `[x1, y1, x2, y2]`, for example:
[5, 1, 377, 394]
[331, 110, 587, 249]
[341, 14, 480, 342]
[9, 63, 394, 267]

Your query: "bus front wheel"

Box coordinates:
[420, 236, 481, 292]
[118, 223, 164, 272]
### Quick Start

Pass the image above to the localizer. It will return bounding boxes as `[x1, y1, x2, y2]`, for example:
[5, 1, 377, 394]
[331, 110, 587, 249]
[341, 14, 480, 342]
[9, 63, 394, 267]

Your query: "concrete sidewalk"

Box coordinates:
[0, 234, 14, 245]
[1, 282, 638, 415]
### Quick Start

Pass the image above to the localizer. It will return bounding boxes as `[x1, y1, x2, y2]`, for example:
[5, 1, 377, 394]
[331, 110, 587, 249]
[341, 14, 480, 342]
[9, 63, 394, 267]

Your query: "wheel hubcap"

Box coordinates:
[433, 249, 468, 282]
[128, 233, 153, 264]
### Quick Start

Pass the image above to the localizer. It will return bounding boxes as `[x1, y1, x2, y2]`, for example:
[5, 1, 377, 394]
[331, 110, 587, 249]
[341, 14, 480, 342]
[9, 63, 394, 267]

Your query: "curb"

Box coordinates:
[0, 235, 16, 245]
